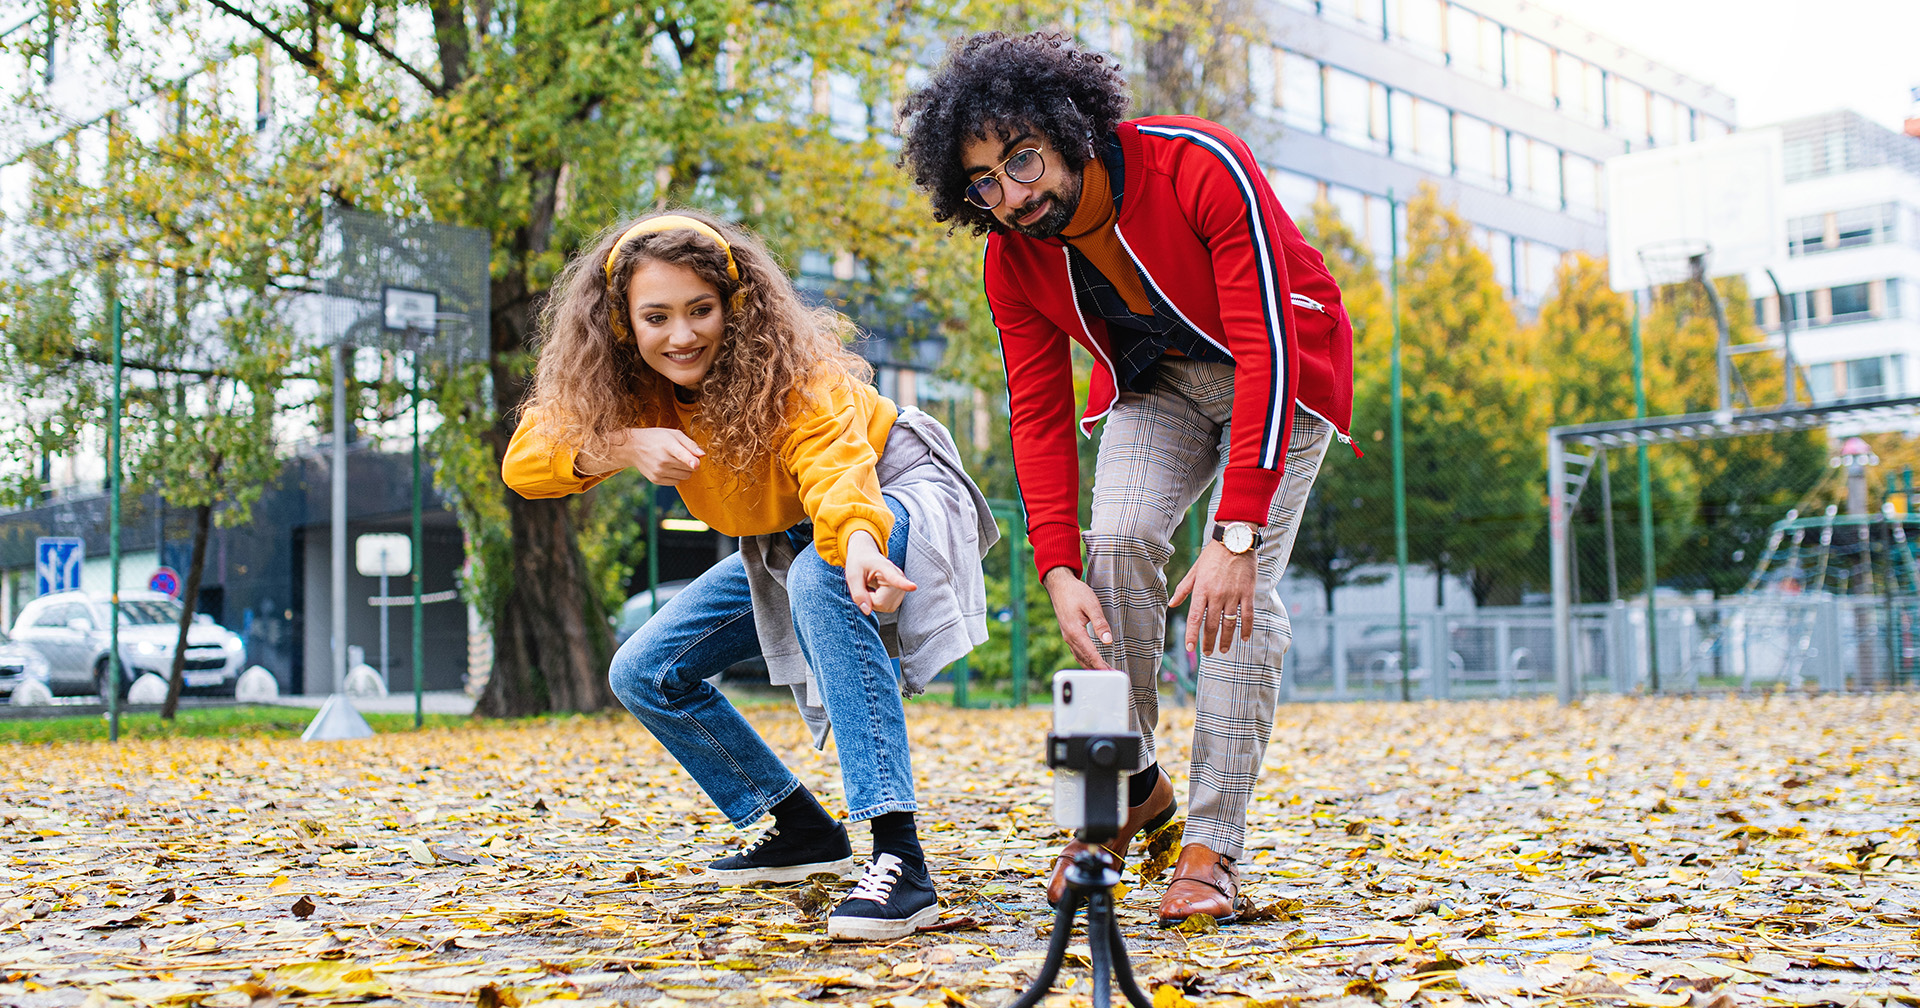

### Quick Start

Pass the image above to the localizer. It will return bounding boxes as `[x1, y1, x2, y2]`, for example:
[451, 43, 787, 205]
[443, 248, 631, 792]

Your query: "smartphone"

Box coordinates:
[1052, 669, 1132, 830]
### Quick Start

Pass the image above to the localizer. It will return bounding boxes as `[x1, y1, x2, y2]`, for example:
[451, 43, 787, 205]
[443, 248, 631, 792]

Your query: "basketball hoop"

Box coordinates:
[1635, 238, 1712, 290]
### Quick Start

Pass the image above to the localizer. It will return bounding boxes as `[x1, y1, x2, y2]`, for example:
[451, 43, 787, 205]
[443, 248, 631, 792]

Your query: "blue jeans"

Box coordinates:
[609, 496, 917, 828]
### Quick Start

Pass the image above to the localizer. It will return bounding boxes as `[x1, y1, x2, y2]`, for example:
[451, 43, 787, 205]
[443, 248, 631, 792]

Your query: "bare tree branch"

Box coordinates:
[203, 0, 336, 88]
[68, 347, 234, 379]
[308, 0, 448, 97]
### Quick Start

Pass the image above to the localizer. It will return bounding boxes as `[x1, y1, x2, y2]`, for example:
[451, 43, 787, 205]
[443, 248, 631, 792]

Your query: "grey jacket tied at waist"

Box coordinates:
[738, 407, 999, 748]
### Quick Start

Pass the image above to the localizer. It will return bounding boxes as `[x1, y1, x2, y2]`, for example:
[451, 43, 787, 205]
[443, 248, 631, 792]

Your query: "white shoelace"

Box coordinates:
[847, 852, 905, 902]
[740, 827, 780, 856]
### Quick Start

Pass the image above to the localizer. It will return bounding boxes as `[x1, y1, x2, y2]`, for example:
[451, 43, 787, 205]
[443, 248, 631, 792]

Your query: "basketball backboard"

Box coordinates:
[1606, 129, 1785, 293]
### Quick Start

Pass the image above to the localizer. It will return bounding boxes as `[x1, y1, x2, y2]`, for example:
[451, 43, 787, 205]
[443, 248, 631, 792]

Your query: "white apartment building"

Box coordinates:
[1754, 111, 1920, 402]
[1252, 0, 1734, 307]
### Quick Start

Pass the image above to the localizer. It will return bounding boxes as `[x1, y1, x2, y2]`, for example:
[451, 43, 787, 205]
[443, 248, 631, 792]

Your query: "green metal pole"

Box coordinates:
[646, 487, 659, 619]
[1008, 506, 1028, 707]
[109, 300, 123, 740]
[1632, 296, 1660, 692]
[952, 654, 970, 708]
[1390, 192, 1409, 702]
[410, 352, 424, 729]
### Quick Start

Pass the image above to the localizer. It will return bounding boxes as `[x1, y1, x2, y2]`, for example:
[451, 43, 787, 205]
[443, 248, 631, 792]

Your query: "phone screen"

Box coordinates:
[1052, 670, 1130, 830]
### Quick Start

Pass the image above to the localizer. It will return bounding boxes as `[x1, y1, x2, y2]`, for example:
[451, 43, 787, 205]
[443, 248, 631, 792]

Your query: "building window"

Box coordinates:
[1328, 0, 1384, 32]
[1611, 76, 1649, 147]
[1511, 135, 1562, 208]
[1266, 167, 1321, 215]
[1446, 5, 1502, 85]
[1392, 0, 1446, 61]
[1389, 91, 1450, 172]
[1326, 184, 1365, 237]
[1835, 204, 1895, 249]
[1829, 282, 1871, 321]
[1517, 239, 1563, 304]
[1276, 49, 1324, 133]
[1564, 153, 1602, 217]
[1556, 51, 1600, 124]
[1788, 213, 1827, 256]
[1806, 362, 1836, 402]
[1890, 278, 1904, 318]
[1847, 357, 1886, 396]
[1476, 228, 1514, 292]
[1452, 113, 1505, 188]
[1323, 66, 1387, 153]
[1509, 33, 1554, 107]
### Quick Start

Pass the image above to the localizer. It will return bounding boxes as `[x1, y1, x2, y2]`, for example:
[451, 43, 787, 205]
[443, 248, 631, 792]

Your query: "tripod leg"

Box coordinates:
[1087, 891, 1113, 1008]
[1102, 903, 1154, 1008]
[1004, 892, 1084, 1008]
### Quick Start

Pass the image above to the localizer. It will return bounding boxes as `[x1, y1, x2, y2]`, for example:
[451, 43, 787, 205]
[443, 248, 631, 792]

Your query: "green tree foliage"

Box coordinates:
[1532, 255, 1827, 602]
[1395, 185, 1545, 605]
[1641, 278, 1827, 596]
[1292, 199, 1386, 611]
[0, 70, 312, 717]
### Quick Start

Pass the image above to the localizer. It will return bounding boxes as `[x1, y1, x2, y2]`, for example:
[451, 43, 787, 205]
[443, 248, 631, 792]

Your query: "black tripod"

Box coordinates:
[1007, 733, 1154, 1008]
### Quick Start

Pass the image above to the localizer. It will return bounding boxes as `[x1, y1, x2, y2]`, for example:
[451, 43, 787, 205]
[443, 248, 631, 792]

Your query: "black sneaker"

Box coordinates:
[827, 853, 941, 941]
[706, 823, 859, 884]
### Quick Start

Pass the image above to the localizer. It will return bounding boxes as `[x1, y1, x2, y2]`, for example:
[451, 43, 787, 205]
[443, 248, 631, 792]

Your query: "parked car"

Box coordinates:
[613, 580, 694, 646]
[7, 590, 246, 700]
[0, 629, 53, 700]
[613, 580, 769, 684]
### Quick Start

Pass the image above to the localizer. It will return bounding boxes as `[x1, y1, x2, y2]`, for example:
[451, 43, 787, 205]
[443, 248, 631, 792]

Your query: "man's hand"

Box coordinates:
[1170, 540, 1257, 656]
[1042, 567, 1113, 670]
[592, 428, 705, 485]
[844, 530, 916, 615]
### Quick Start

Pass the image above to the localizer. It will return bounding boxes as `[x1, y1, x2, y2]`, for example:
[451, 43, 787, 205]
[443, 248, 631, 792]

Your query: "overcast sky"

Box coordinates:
[1530, 0, 1919, 132]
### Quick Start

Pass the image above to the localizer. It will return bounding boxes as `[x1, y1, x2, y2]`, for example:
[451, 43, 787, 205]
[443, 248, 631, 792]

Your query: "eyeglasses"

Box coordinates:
[963, 148, 1046, 210]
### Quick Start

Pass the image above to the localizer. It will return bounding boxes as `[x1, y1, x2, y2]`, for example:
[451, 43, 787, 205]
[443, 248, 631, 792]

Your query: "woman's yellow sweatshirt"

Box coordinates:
[502, 378, 898, 569]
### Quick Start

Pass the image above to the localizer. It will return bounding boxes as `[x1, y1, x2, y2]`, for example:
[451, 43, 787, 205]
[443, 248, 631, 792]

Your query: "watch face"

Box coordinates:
[1225, 523, 1254, 553]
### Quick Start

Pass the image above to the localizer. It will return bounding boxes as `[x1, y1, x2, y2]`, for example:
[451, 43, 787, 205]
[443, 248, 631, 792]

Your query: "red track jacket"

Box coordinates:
[984, 115, 1356, 579]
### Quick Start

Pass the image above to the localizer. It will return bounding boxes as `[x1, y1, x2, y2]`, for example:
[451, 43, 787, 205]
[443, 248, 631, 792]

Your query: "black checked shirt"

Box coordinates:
[1068, 135, 1233, 393]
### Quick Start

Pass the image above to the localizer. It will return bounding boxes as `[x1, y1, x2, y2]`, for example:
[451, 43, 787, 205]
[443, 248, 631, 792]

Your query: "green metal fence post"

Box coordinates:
[109, 299, 123, 740]
[1389, 192, 1410, 702]
[1008, 505, 1028, 707]
[646, 486, 660, 619]
[1633, 296, 1660, 692]
[952, 654, 971, 708]
[410, 351, 424, 728]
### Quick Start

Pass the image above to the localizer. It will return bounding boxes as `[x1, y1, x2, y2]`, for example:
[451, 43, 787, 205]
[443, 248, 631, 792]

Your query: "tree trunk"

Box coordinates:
[481, 493, 612, 715]
[476, 173, 615, 717]
[159, 500, 214, 720]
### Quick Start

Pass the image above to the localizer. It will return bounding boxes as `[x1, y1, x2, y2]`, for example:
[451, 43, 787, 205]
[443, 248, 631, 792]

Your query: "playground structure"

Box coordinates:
[1549, 395, 1920, 701]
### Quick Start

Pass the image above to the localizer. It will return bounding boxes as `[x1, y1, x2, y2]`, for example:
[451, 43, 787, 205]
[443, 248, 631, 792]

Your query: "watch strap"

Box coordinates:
[1210, 522, 1263, 551]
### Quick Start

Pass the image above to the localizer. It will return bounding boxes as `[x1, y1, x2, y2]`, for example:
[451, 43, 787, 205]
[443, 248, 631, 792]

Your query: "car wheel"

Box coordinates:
[95, 661, 131, 703]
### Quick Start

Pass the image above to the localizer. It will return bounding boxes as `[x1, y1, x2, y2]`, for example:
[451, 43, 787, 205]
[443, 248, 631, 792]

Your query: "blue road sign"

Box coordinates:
[35, 537, 84, 596]
[149, 567, 181, 598]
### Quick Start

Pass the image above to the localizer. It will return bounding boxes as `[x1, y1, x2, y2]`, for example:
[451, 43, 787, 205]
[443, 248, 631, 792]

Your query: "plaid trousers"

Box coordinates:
[1084, 358, 1332, 860]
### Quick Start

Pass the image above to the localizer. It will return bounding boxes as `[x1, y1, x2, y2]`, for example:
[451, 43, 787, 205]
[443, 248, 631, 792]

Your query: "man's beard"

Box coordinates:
[1005, 169, 1084, 240]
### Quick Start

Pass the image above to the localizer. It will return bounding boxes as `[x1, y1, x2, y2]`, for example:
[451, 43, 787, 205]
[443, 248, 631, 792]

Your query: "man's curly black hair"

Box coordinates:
[897, 31, 1131, 236]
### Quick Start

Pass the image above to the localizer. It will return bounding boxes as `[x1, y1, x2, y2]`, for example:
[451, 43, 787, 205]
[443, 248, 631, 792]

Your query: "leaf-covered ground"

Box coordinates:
[3, 694, 1917, 1008]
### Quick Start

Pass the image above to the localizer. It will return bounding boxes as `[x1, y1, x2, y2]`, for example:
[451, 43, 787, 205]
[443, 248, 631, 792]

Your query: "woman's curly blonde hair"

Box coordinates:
[525, 210, 873, 479]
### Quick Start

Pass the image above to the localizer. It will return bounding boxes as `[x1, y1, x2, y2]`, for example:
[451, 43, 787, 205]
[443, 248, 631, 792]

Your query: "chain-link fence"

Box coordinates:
[1546, 396, 1920, 699]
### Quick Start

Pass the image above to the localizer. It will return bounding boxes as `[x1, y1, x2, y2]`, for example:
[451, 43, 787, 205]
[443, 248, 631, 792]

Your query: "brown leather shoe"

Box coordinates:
[1157, 843, 1242, 926]
[1044, 768, 1178, 905]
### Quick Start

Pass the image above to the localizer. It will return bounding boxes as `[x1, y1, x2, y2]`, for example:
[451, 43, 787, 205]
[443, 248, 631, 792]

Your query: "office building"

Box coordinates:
[1752, 111, 1920, 403]
[1249, 0, 1734, 306]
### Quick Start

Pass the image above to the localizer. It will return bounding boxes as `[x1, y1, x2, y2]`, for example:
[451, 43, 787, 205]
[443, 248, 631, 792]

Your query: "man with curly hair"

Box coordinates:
[899, 30, 1357, 926]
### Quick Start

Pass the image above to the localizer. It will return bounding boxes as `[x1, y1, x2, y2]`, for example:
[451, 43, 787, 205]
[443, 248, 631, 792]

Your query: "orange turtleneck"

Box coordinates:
[1060, 155, 1154, 315]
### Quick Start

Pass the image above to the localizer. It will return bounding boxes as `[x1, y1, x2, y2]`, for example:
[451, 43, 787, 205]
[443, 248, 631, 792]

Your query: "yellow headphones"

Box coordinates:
[605, 215, 745, 334]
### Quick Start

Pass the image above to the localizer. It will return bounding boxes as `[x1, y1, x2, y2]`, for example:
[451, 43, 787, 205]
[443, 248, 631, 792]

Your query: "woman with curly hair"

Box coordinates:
[898, 32, 1357, 926]
[502, 210, 996, 941]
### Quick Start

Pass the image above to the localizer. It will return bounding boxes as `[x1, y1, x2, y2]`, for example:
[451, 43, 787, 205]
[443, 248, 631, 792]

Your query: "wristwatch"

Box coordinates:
[1212, 521, 1263, 554]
